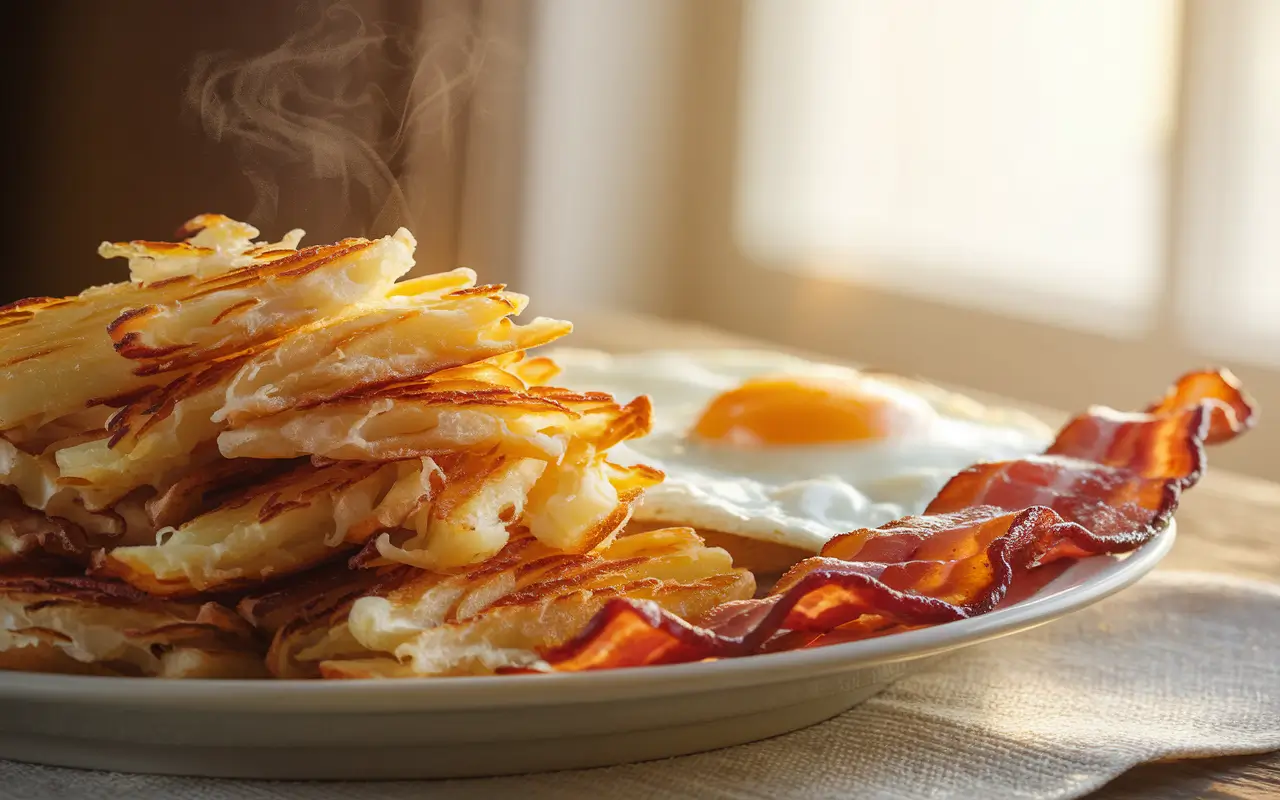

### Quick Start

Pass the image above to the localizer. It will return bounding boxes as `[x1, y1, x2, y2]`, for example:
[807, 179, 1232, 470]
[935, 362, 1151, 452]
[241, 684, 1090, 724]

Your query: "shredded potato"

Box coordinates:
[0, 214, 707, 681]
[96, 460, 438, 596]
[259, 528, 752, 679]
[216, 272, 571, 425]
[98, 214, 305, 284]
[0, 576, 265, 678]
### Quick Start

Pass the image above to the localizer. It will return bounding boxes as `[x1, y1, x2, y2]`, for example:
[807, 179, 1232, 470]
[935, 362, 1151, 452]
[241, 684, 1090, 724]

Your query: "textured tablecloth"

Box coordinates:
[3, 571, 1278, 800]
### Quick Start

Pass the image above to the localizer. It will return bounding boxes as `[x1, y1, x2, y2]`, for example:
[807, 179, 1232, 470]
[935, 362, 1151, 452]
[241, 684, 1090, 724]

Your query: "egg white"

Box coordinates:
[546, 349, 1051, 553]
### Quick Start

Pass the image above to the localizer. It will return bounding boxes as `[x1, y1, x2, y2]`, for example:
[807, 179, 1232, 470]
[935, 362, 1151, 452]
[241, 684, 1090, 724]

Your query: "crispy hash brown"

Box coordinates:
[98, 214, 304, 283]
[0, 220, 404, 429]
[0, 576, 265, 678]
[216, 379, 639, 463]
[95, 460, 440, 596]
[54, 355, 252, 511]
[0, 214, 746, 679]
[104, 231, 414, 376]
[215, 272, 572, 425]
[257, 527, 753, 678]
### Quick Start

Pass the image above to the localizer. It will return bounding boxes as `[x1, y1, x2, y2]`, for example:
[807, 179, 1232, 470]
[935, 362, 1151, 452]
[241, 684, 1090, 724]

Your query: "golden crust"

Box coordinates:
[0, 284, 172, 430]
[0, 576, 266, 678]
[0, 225, 408, 429]
[143, 457, 301, 531]
[243, 564, 411, 679]
[260, 528, 751, 679]
[0, 214, 679, 680]
[328, 528, 753, 678]
[331, 395, 659, 570]
[95, 460, 437, 596]
[215, 275, 571, 426]
[237, 561, 403, 634]
[54, 355, 254, 511]
[218, 376, 650, 469]
[100, 214, 305, 284]
[107, 231, 414, 376]
[219, 389, 577, 463]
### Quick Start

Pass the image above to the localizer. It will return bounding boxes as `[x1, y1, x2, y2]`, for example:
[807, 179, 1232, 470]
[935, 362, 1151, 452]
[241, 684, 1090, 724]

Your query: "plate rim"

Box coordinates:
[0, 521, 1176, 712]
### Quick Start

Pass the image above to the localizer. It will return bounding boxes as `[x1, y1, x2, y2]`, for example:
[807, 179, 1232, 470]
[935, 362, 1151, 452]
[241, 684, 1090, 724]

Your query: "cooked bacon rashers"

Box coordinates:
[542, 369, 1255, 672]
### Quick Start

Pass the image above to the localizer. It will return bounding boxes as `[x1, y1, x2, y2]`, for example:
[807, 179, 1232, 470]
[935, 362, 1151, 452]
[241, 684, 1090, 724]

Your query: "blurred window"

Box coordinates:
[736, 0, 1280, 360]
[1174, 1, 1280, 367]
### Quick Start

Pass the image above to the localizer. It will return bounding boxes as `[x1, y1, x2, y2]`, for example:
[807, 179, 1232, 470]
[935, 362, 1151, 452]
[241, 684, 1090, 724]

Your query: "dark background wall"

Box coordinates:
[0, 1, 430, 303]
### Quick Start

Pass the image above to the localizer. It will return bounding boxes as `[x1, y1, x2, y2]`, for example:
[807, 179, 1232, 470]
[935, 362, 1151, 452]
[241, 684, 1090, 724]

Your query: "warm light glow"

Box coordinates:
[736, 0, 1179, 335]
[691, 374, 932, 446]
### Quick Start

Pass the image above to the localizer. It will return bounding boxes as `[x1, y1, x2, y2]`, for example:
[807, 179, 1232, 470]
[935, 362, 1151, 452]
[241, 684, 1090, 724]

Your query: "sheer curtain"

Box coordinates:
[735, 0, 1280, 368]
[736, 0, 1178, 335]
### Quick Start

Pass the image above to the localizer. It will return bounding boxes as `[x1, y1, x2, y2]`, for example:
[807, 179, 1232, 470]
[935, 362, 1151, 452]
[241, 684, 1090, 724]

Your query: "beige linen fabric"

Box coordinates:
[3, 571, 1278, 800]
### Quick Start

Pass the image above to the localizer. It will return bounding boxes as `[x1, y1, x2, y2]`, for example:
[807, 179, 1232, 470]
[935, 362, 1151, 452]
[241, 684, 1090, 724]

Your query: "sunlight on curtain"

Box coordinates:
[736, 0, 1181, 335]
[1176, 1, 1280, 367]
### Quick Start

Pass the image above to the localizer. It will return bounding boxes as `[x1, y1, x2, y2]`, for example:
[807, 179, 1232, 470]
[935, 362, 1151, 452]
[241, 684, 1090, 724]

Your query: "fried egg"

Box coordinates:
[545, 349, 1052, 555]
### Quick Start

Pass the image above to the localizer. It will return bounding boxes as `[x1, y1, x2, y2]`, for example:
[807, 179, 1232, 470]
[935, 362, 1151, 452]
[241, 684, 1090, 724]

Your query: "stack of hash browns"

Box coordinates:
[0, 215, 753, 678]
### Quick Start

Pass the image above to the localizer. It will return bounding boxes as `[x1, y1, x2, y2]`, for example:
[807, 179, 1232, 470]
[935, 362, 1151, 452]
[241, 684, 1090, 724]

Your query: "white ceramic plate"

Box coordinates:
[0, 522, 1174, 780]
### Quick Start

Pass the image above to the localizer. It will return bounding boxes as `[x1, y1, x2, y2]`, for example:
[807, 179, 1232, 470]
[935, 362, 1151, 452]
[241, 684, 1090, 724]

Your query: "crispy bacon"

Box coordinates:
[543, 369, 1255, 672]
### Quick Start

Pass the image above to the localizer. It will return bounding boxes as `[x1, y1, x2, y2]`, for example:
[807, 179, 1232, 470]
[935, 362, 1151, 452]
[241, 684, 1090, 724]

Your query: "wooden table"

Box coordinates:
[572, 311, 1280, 800]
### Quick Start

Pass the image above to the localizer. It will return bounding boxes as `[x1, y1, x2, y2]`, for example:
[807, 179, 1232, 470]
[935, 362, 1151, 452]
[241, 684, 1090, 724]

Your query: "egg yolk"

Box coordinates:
[691, 375, 932, 446]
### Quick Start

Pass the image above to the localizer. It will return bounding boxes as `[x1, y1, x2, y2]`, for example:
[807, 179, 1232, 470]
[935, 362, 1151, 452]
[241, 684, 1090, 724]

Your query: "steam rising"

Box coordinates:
[187, 1, 487, 235]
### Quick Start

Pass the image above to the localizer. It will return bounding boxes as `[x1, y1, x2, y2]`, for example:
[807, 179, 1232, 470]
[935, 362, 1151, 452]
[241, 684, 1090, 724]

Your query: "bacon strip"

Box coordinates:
[543, 369, 1255, 672]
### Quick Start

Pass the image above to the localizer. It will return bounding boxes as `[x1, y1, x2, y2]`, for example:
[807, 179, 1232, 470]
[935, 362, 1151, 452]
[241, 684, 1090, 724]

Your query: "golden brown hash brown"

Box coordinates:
[259, 527, 752, 679]
[0, 214, 749, 679]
